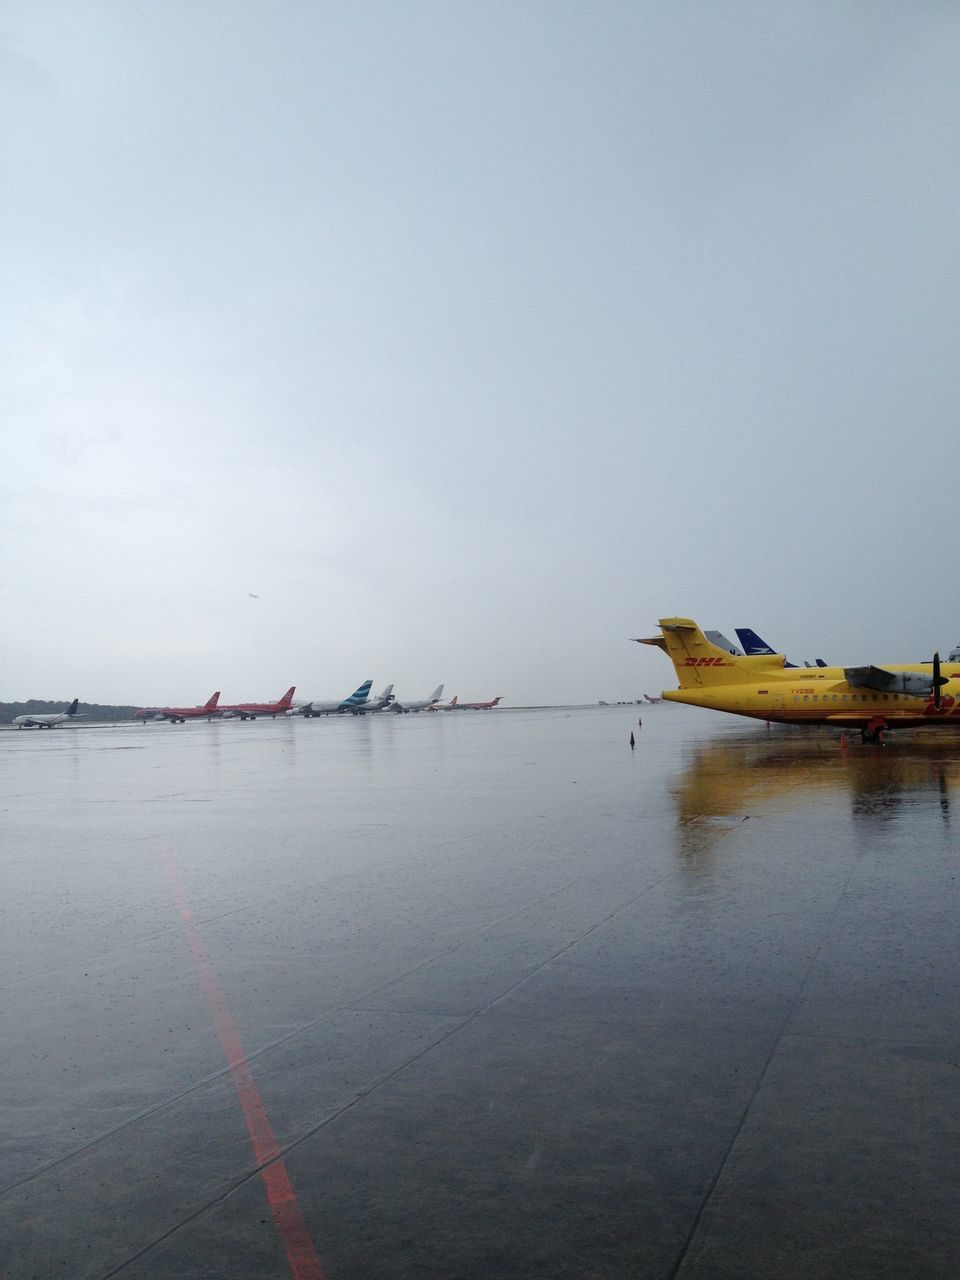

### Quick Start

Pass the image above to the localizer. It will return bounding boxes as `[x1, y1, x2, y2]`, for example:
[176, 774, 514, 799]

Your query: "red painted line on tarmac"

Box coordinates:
[159, 843, 326, 1280]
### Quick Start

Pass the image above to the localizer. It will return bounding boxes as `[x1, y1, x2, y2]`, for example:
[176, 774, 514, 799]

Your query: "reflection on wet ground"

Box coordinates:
[2, 706, 959, 1278]
[672, 721, 960, 852]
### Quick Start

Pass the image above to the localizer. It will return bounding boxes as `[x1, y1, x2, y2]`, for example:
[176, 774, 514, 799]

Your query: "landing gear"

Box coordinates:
[861, 716, 888, 745]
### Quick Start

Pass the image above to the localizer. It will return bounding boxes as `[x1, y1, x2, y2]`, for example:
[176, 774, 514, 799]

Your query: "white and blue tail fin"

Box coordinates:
[736, 627, 799, 670]
[341, 679, 373, 709]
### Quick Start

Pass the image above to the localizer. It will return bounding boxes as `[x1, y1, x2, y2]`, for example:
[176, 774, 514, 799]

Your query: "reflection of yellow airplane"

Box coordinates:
[669, 730, 956, 853]
[673, 731, 959, 822]
[636, 618, 958, 742]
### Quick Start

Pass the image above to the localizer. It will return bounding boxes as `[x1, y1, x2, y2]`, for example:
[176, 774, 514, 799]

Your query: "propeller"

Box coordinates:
[933, 652, 945, 708]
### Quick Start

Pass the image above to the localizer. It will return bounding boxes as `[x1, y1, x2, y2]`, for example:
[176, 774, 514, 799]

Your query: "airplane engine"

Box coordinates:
[846, 669, 937, 697]
[885, 672, 940, 697]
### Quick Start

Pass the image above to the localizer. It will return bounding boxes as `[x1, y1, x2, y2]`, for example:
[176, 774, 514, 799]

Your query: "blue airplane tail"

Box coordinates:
[735, 628, 798, 669]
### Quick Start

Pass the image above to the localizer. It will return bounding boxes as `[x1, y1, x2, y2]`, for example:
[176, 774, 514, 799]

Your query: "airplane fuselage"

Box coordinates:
[221, 687, 296, 720]
[664, 662, 960, 729]
[300, 701, 365, 716]
[159, 708, 220, 722]
[223, 705, 285, 720]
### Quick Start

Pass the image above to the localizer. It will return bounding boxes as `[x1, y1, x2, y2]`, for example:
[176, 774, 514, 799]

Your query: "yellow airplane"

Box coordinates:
[635, 617, 957, 742]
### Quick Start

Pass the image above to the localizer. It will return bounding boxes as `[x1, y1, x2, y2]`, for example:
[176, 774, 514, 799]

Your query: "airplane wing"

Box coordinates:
[844, 665, 897, 691]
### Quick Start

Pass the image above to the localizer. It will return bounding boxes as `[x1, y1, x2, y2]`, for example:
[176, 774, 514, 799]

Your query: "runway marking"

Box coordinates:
[160, 843, 326, 1280]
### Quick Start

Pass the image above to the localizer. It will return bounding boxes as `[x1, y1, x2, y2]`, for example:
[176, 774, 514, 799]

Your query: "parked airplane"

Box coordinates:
[221, 687, 296, 721]
[636, 617, 955, 742]
[735, 627, 827, 669]
[357, 684, 395, 714]
[13, 698, 84, 729]
[428, 695, 459, 711]
[153, 692, 221, 723]
[643, 694, 664, 704]
[297, 680, 373, 717]
[392, 684, 444, 713]
[455, 695, 503, 710]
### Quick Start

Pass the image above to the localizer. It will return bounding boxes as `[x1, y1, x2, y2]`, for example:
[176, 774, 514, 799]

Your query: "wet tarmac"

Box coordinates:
[2, 705, 959, 1279]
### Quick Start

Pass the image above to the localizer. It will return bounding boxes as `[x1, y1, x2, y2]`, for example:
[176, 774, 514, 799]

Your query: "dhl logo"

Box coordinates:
[925, 695, 958, 716]
[681, 657, 731, 667]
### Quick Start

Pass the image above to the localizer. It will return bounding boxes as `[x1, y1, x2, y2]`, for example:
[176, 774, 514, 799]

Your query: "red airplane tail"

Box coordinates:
[278, 686, 296, 708]
[204, 692, 221, 709]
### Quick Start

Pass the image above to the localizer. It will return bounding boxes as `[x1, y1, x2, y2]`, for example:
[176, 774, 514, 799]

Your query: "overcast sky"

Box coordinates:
[3, 2, 960, 705]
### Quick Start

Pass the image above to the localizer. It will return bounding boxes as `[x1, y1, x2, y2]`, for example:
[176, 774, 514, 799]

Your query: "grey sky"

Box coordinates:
[3, 3, 959, 704]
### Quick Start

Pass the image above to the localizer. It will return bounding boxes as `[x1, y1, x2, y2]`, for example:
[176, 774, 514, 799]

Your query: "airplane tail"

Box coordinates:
[704, 630, 743, 656]
[449, 695, 458, 706]
[343, 680, 373, 706]
[491, 697, 502, 706]
[734, 627, 777, 657]
[635, 618, 785, 689]
[66, 698, 80, 716]
[428, 684, 444, 702]
[277, 686, 296, 708]
[736, 627, 798, 669]
[204, 692, 221, 710]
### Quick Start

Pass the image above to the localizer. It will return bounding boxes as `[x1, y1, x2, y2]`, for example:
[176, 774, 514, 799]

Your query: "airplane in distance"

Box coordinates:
[13, 698, 84, 729]
[220, 687, 296, 721]
[392, 684, 444, 713]
[636, 617, 956, 742]
[151, 692, 221, 723]
[296, 680, 373, 717]
[735, 627, 827, 669]
[454, 695, 503, 710]
[357, 684, 395, 714]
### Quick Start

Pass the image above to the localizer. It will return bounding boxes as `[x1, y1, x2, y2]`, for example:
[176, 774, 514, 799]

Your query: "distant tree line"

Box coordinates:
[0, 701, 140, 724]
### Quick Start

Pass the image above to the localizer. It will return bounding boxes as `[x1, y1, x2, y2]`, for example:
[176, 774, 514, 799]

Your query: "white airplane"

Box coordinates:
[297, 679, 374, 717]
[392, 684, 444, 713]
[357, 684, 395, 714]
[14, 698, 84, 729]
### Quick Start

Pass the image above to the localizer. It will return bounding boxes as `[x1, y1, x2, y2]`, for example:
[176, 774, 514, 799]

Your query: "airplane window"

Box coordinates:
[842, 695, 847, 701]
[883, 694, 889, 701]
[833, 695, 838, 702]
[803, 696, 809, 702]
